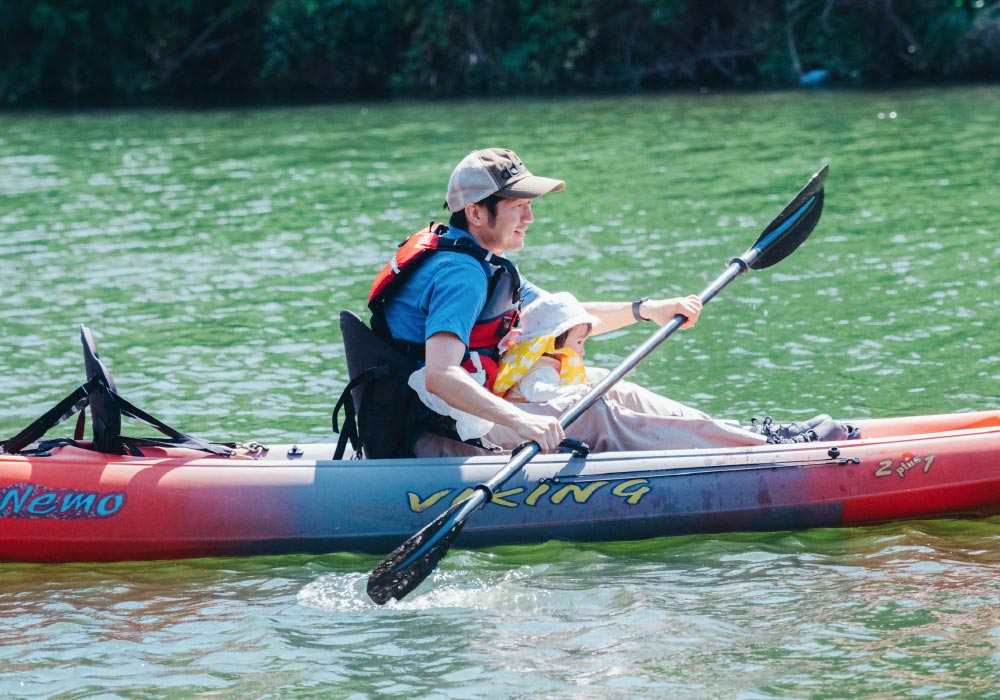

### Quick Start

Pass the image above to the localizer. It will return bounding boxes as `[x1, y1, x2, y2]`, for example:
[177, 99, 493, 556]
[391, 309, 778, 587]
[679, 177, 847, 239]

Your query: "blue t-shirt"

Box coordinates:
[383, 227, 542, 347]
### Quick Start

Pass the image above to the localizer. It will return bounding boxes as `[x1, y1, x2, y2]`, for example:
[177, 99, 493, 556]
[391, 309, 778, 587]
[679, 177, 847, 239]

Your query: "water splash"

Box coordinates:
[297, 565, 551, 613]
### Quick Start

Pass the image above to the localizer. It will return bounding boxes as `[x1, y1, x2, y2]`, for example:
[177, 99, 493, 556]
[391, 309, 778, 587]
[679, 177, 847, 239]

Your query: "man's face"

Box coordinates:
[470, 197, 534, 254]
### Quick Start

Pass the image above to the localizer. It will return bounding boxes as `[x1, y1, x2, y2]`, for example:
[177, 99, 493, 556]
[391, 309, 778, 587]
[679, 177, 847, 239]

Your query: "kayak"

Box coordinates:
[1, 410, 999, 563]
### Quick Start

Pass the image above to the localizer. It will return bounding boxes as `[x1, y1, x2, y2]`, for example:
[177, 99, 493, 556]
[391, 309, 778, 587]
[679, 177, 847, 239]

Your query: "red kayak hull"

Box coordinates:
[1, 411, 998, 563]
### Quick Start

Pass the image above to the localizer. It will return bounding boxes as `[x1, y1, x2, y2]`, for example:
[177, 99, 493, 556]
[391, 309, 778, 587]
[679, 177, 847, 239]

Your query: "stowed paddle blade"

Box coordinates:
[367, 496, 481, 605]
[749, 164, 828, 270]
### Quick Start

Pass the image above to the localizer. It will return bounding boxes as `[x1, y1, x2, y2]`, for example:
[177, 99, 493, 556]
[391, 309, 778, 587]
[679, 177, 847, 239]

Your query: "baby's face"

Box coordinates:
[563, 323, 590, 357]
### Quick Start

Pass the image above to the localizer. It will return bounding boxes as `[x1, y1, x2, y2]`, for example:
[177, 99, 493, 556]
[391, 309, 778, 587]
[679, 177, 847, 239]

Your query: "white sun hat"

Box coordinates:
[517, 292, 600, 342]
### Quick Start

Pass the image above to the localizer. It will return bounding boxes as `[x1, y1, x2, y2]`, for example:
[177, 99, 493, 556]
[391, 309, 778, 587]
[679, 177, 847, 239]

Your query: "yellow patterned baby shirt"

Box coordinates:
[493, 335, 587, 396]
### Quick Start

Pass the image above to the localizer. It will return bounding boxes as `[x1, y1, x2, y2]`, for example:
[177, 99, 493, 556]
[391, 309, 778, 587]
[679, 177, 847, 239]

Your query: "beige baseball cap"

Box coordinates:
[444, 148, 565, 213]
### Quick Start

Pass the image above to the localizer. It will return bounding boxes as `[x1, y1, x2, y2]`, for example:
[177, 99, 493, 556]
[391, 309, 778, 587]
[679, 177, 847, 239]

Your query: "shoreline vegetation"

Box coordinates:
[2, 0, 998, 109]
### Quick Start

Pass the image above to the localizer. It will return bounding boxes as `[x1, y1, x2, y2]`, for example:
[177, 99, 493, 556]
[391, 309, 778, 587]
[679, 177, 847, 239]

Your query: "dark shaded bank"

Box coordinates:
[2, 0, 998, 108]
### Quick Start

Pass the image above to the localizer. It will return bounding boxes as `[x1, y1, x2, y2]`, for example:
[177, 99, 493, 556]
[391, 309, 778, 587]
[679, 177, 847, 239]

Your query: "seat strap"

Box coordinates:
[111, 390, 233, 457]
[332, 365, 395, 460]
[0, 379, 97, 455]
[0, 379, 233, 457]
[332, 373, 367, 460]
[74, 410, 86, 440]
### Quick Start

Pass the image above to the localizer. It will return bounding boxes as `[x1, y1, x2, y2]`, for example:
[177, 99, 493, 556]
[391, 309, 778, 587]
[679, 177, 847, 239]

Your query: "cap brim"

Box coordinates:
[497, 175, 565, 200]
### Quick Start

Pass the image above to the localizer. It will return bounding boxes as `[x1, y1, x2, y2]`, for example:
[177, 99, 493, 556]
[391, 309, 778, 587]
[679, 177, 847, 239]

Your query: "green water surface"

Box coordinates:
[1, 87, 998, 698]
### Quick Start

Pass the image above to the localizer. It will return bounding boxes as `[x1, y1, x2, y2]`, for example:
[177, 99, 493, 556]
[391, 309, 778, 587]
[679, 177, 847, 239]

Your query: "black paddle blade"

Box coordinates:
[749, 164, 828, 270]
[367, 496, 480, 605]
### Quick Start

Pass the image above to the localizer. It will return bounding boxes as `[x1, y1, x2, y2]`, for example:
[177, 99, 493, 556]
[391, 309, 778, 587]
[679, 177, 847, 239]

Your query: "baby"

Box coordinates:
[494, 292, 600, 402]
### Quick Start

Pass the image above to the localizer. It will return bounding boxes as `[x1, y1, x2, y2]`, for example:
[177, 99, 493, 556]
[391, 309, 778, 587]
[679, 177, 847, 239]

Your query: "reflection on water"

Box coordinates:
[1, 88, 999, 697]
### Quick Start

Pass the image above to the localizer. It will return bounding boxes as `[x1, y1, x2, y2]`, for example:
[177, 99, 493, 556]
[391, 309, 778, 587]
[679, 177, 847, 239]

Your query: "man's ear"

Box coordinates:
[464, 203, 485, 227]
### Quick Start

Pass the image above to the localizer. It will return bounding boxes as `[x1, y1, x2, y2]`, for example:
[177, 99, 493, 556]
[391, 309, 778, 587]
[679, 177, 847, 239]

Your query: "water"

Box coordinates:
[1, 87, 999, 697]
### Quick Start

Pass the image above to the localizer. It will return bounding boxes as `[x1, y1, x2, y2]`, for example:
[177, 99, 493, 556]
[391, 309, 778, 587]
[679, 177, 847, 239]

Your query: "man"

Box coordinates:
[376, 148, 853, 458]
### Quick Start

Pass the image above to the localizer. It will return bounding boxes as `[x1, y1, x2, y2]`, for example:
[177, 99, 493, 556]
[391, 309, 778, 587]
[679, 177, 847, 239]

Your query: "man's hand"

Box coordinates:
[583, 295, 704, 335]
[639, 295, 703, 329]
[513, 411, 564, 453]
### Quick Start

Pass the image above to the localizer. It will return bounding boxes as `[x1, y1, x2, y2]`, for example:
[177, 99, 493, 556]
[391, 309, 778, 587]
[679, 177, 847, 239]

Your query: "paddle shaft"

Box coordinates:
[476, 255, 754, 501]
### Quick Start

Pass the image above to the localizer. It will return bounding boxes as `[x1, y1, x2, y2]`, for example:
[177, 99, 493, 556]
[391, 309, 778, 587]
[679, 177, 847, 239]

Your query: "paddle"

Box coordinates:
[366, 164, 829, 605]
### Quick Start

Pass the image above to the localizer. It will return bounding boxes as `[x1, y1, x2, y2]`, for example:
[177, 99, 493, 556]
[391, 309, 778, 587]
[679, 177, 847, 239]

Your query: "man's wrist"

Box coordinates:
[632, 296, 651, 322]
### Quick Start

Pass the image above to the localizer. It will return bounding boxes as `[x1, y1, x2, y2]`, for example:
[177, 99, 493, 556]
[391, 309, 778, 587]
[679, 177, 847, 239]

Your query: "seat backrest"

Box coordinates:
[337, 310, 419, 459]
[341, 310, 386, 412]
[80, 324, 123, 454]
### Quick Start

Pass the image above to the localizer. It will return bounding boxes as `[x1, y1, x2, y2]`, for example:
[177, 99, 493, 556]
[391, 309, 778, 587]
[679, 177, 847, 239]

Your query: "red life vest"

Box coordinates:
[368, 223, 520, 391]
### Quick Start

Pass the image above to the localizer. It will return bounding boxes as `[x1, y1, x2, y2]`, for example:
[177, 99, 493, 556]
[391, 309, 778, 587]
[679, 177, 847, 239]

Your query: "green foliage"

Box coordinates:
[0, 0, 266, 105]
[0, 0, 997, 106]
[261, 0, 405, 97]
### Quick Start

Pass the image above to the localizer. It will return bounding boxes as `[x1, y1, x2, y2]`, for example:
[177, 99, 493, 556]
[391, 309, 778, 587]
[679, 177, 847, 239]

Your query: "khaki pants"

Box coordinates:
[413, 378, 767, 458]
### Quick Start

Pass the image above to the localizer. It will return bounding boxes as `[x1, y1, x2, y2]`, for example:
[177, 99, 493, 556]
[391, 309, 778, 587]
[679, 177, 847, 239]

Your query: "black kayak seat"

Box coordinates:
[334, 311, 419, 460]
[0, 325, 231, 457]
